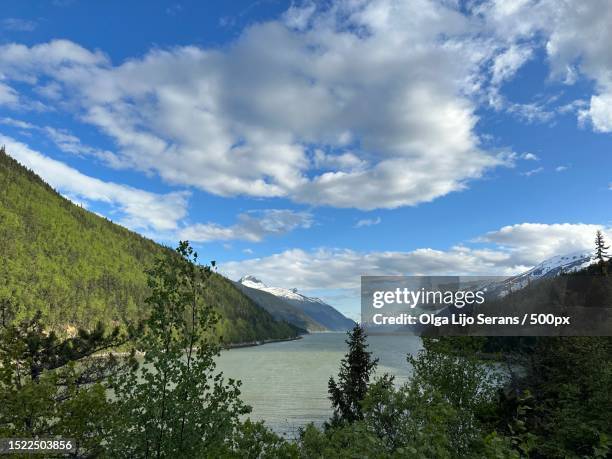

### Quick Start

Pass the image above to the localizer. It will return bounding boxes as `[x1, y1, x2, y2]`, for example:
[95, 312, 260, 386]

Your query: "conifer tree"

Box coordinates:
[595, 230, 609, 275]
[327, 324, 378, 426]
[0, 308, 130, 456]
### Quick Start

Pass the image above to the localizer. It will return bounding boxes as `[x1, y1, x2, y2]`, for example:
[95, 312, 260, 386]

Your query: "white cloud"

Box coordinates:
[0, 83, 19, 106]
[312, 149, 365, 171]
[221, 223, 612, 290]
[355, 217, 381, 228]
[555, 165, 568, 172]
[0, 0, 609, 213]
[478, 0, 612, 133]
[0, 135, 189, 233]
[282, 2, 316, 30]
[0, 3, 506, 210]
[491, 44, 533, 85]
[521, 152, 539, 161]
[42, 126, 126, 168]
[479, 223, 610, 266]
[0, 117, 34, 129]
[584, 94, 612, 132]
[521, 167, 543, 176]
[180, 209, 313, 243]
[0, 117, 126, 167]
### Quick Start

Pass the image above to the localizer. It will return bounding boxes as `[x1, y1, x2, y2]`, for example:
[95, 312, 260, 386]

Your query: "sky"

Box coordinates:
[0, 0, 611, 319]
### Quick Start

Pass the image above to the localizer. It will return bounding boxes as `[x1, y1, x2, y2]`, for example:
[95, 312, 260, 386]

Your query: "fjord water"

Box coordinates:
[216, 333, 422, 437]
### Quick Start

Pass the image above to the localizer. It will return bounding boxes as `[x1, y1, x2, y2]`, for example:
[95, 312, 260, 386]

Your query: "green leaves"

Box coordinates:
[0, 311, 123, 456]
[108, 242, 252, 457]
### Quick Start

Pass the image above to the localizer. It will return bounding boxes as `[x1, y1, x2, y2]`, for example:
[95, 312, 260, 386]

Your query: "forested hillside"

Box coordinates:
[0, 147, 299, 343]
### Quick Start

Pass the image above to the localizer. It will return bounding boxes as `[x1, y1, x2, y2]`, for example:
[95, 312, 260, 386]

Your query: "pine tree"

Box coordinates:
[327, 325, 378, 426]
[0, 309, 130, 456]
[594, 230, 609, 275]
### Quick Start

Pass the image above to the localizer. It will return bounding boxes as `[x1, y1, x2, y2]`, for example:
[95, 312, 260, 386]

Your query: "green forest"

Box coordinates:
[0, 241, 610, 457]
[0, 147, 300, 343]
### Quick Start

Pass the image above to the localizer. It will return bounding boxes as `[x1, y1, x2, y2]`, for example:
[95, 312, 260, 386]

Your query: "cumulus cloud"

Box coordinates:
[179, 209, 313, 243]
[521, 153, 539, 161]
[0, 2, 507, 210]
[479, 223, 610, 266]
[0, 0, 609, 213]
[221, 223, 612, 290]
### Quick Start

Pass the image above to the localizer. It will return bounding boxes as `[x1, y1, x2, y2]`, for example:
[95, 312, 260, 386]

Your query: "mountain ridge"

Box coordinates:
[484, 251, 595, 298]
[237, 275, 356, 332]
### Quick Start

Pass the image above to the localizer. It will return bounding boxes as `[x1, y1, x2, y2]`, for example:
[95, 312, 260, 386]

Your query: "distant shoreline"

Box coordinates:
[222, 334, 304, 350]
[91, 334, 305, 358]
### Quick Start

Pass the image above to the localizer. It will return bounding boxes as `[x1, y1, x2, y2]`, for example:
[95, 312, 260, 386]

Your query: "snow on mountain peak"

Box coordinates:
[237, 276, 316, 302]
[488, 251, 596, 298]
[239, 275, 267, 289]
[521, 251, 594, 278]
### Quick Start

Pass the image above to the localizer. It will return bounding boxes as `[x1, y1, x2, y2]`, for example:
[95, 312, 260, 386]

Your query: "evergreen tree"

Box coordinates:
[595, 230, 609, 275]
[327, 325, 378, 426]
[0, 308, 130, 456]
[107, 241, 250, 457]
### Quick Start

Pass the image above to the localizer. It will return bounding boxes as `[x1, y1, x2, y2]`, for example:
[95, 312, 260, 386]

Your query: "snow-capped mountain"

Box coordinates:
[239, 275, 321, 302]
[237, 275, 355, 331]
[485, 251, 595, 297]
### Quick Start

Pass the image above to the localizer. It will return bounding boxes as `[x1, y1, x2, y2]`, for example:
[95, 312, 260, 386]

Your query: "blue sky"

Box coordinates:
[1, 0, 611, 319]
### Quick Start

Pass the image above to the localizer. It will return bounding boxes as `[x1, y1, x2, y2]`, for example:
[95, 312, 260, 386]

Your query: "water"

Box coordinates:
[216, 333, 422, 437]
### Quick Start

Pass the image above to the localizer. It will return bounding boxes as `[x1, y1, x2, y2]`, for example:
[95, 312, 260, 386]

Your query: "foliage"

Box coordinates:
[227, 420, 299, 458]
[327, 325, 378, 426]
[0, 146, 299, 343]
[0, 309, 129, 457]
[407, 337, 503, 454]
[300, 336, 517, 458]
[493, 337, 612, 458]
[107, 242, 252, 457]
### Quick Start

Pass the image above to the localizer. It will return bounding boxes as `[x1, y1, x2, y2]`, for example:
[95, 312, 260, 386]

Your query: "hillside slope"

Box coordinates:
[0, 147, 299, 343]
[483, 252, 595, 298]
[234, 280, 326, 332]
[238, 276, 356, 331]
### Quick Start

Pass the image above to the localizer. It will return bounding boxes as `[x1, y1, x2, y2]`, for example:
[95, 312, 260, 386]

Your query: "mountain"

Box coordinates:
[237, 275, 356, 331]
[0, 147, 300, 343]
[483, 252, 595, 298]
[234, 279, 325, 332]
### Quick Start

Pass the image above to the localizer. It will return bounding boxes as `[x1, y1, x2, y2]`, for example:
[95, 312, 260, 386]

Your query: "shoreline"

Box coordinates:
[92, 333, 305, 358]
[222, 334, 304, 350]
